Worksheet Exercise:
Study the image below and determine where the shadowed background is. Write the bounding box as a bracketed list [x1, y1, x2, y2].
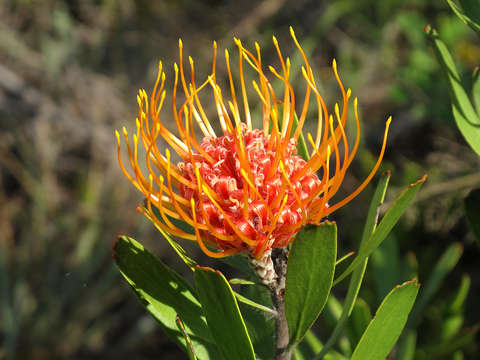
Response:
[1, 0, 479, 359]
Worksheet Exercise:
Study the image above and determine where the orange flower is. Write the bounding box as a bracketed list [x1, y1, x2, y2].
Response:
[116, 28, 390, 259]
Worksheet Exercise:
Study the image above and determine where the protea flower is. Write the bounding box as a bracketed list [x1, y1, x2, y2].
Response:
[116, 28, 390, 259]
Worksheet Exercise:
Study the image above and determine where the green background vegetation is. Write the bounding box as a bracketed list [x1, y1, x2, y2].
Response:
[1, 0, 479, 358]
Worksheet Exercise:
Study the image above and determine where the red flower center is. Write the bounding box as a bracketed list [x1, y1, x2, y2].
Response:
[178, 124, 321, 254]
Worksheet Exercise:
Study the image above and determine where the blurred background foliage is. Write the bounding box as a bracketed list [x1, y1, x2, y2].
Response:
[1, 0, 479, 359]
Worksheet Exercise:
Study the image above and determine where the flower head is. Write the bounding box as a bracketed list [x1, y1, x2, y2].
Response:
[116, 28, 390, 259]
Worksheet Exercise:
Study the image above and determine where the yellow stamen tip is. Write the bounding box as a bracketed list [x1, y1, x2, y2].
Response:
[122, 127, 128, 136]
[289, 26, 295, 36]
[178, 38, 183, 48]
[166, 148, 171, 159]
[213, 40, 217, 48]
[149, 174, 153, 183]
[386, 116, 392, 126]
[174, 62, 178, 72]
[332, 58, 337, 69]
[255, 42, 260, 51]
[354, 97, 358, 107]
[347, 88, 352, 98]
[189, 56, 194, 65]
[115, 130, 120, 143]
[272, 36, 278, 45]
[225, 49, 229, 58]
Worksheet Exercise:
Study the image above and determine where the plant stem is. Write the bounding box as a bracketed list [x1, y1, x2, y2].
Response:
[249, 247, 293, 360]
[270, 247, 292, 360]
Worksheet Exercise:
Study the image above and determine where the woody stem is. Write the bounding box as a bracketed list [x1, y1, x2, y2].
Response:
[270, 247, 292, 360]
[249, 247, 292, 360]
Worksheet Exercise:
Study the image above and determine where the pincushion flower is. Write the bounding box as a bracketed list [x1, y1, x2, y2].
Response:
[116, 28, 390, 259]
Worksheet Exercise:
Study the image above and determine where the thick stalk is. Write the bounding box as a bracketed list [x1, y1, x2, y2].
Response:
[250, 248, 292, 360]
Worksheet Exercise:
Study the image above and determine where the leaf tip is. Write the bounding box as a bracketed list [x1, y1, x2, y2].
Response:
[196, 265, 223, 276]
[408, 174, 427, 188]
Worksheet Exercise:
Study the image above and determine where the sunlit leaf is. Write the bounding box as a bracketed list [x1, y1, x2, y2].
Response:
[334, 175, 426, 285]
[315, 172, 390, 359]
[426, 26, 480, 155]
[195, 266, 256, 360]
[285, 222, 337, 344]
[113, 236, 220, 359]
[351, 279, 420, 360]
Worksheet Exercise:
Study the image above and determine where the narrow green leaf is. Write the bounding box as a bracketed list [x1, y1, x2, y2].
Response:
[195, 266, 256, 360]
[233, 291, 278, 316]
[113, 236, 220, 359]
[408, 243, 463, 328]
[335, 251, 355, 266]
[285, 222, 337, 344]
[446, 0, 480, 34]
[229, 278, 258, 286]
[464, 189, 480, 246]
[351, 279, 420, 360]
[426, 26, 480, 155]
[176, 315, 198, 360]
[315, 172, 390, 359]
[334, 175, 426, 285]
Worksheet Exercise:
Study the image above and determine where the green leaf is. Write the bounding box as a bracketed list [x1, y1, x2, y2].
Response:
[464, 189, 480, 246]
[194, 266, 256, 360]
[239, 284, 275, 360]
[351, 279, 420, 360]
[334, 175, 426, 286]
[285, 222, 337, 344]
[408, 243, 463, 329]
[446, 0, 480, 34]
[113, 236, 220, 359]
[426, 26, 480, 155]
[176, 315, 198, 360]
[233, 291, 277, 316]
[229, 278, 258, 286]
[315, 172, 390, 359]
